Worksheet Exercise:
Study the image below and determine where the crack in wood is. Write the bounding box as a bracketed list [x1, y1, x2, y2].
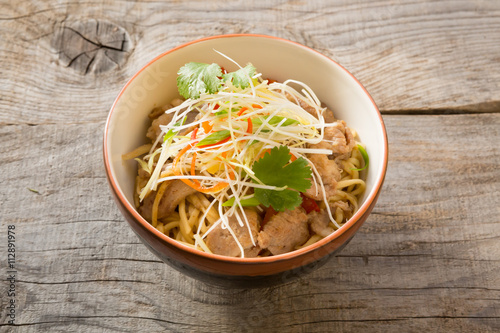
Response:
[17, 279, 155, 285]
[51, 19, 132, 75]
[281, 315, 500, 326]
[91, 257, 163, 263]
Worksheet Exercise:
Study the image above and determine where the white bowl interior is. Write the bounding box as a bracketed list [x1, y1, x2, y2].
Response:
[106, 36, 386, 214]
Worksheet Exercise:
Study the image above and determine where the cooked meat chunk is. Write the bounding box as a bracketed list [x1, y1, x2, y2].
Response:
[309, 120, 355, 156]
[304, 154, 341, 201]
[303, 120, 355, 201]
[308, 209, 332, 237]
[298, 98, 322, 119]
[308, 201, 351, 237]
[148, 99, 183, 119]
[138, 180, 197, 221]
[149, 105, 169, 120]
[137, 167, 150, 179]
[331, 200, 350, 213]
[286, 92, 335, 122]
[322, 108, 335, 123]
[258, 207, 309, 255]
[146, 112, 173, 142]
[206, 209, 261, 257]
[303, 181, 323, 201]
[147, 99, 187, 142]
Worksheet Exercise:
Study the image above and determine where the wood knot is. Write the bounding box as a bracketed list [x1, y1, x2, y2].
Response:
[51, 19, 132, 75]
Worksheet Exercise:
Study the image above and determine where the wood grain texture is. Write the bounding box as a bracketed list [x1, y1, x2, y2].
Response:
[0, 114, 499, 332]
[0, 0, 499, 125]
[1, 0, 500, 332]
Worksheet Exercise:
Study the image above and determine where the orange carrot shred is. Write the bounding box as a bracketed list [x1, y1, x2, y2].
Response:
[191, 128, 198, 140]
[246, 118, 253, 134]
[202, 121, 212, 133]
[237, 107, 248, 117]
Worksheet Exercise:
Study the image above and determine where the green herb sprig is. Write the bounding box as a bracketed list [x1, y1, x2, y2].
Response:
[177, 62, 256, 99]
[252, 146, 312, 212]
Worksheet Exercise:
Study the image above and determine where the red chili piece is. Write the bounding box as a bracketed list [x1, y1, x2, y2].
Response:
[300, 193, 320, 214]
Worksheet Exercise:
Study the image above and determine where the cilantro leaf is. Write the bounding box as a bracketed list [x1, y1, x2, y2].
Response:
[222, 64, 256, 89]
[251, 146, 312, 211]
[254, 188, 302, 212]
[252, 146, 312, 192]
[177, 62, 222, 99]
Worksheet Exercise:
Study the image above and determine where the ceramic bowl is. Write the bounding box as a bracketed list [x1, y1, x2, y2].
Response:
[103, 34, 388, 287]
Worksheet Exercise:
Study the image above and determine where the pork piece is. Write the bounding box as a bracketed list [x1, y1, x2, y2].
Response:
[309, 120, 355, 156]
[286, 92, 335, 122]
[206, 209, 261, 257]
[146, 112, 173, 142]
[308, 200, 352, 237]
[258, 207, 309, 255]
[308, 209, 331, 237]
[322, 108, 335, 123]
[149, 105, 169, 120]
[138, 180, 197, 221]
[331, 200, 350, 214]
[304, 154, 341, 201]
[148, 99, 184, 119]
[298, 98, 321, 119]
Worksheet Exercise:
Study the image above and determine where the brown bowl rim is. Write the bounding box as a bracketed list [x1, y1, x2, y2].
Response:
[103, 33, 389, 265]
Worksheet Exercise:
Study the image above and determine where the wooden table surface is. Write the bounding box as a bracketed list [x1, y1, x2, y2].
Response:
[1, 1, 499, 332]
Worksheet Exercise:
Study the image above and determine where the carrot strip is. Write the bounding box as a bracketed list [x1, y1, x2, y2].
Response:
[172, 141, 228, 194]
[175, 176, 228, 194]
[173, 143, 195, 169]
[228, 168, 236, 180]
[172, 139, 199, 181]
[202, 121, 212, 133]
[246, 118, 253, 134]
[237, 104, 262, 117]
[196, 181, 228, 193]
[191, 128, 198, 140]
[237, 107, 248, 117]
[258, 149, 272, 160]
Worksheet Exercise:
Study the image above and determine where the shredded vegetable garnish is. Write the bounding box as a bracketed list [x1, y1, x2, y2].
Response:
[140, 66, 329, 204]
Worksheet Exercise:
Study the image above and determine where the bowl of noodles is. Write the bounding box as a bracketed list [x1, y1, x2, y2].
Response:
[104, 34, 388, 286]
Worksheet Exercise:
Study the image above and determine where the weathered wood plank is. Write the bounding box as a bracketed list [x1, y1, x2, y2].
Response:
[0, 0, 499, 126]
[1, 0, 500, 331]
[0, 114, 499, 332]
